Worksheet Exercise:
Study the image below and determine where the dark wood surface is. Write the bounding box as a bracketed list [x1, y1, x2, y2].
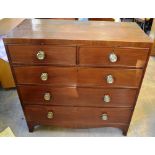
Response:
[13, 66, 142, 88]
[4, 19, 153, 135]
[79, 47, 149, 68]
[24, 105, 132, 127]
[78, 68, 143, 88]
[8, 45, 76, 65]
[3, 19, 153, 48]
[18, 85, 137, 107]
[13, 66, 77, 85]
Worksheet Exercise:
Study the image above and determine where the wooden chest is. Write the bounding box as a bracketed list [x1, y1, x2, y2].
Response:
[3, 19, 153, 136]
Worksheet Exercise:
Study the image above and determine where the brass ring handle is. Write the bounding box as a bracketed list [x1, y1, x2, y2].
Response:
[36, 51, 45, 60]
[40, 73, 48, 81]
[103, 94, 111, 103]
[47, 111, 54, 119]
[101, 113, 108, 121]
[106, 75, 114, 84]
[109, 53, 118, 63]
[44, 92, 51, 101]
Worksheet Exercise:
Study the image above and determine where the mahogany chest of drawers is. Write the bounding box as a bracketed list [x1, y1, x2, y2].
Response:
[3, 19, 153, 136]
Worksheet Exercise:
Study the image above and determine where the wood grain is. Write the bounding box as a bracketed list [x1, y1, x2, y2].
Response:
[18, 85, 137, 107]
[24, 105, 132, 128]
[78, 68, 143, 88]
[13, 66, 77, 85]
[0, 18, 24, 35]
[3, 19, 153, 48]
[79, 47, 149, 68]
[8, 45, 76, 65]
[3, 19, 153, 135]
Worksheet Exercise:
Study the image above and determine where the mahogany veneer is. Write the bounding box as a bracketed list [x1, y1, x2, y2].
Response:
[24, 106, 132, 127]
[14, 66, 77, 85]
[8, 45, 76, 65]
[18, 86, 137, 107]
[79, 47, 149, 68]
[3, 19, 153, 136]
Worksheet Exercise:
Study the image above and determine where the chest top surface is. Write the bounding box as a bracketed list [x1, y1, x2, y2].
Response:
[3, 19, 153, 47]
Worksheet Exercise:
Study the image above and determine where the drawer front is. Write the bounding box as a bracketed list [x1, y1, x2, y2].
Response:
[14, 66, 77, 85]
[19, 85, 137, 107]
[79, 47, 149, 68]
[78, 68, 143, 88]
[8, 45, 76, 65]
[24, 105, 132, 127]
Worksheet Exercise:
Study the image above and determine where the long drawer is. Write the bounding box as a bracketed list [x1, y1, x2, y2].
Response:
[79, 47, 149, 68]
[14, 66, 142, 88]
[14, 66, 77, 85]
[19, 85, 137, 107]
[8, 45, 76, 65]
[78, 68, 143, 88]
[24, 105, 132, 128]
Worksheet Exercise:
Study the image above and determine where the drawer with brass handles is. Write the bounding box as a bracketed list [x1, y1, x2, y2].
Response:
[79, 47, 149, 68]
[18, 85, 137, 107]
[13, 66, 77, 85]
[4, 19, 152, 135]
[24, 105, 132, 127]
[78, 68, 143, 88]
[7, 45, 76, 66]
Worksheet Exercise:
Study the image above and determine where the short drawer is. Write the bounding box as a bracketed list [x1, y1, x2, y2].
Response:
[78, 68, 143, 88]
[79, 47, 149, 68]
[14, 66, 77, 85]
[19, 85, 137, 108]
[8, 45, 76, 65]
[24, 105, 132, 128]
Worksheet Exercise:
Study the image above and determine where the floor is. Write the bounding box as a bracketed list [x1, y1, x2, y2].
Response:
[0, 57, 155, 137]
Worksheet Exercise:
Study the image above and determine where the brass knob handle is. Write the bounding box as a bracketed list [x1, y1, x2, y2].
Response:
[36, 51, 45, 60]
[106, 75, 114, 84]
[109, 53, 117, 63]
[44, 92, 51, 101]
[47, 111, 54, 119]
[40, 73, 48, 81]
[101, 113, 108, 121]
[103, 95, 111, 103]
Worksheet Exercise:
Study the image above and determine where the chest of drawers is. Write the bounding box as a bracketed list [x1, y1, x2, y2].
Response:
[3, 19, 153, 136]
